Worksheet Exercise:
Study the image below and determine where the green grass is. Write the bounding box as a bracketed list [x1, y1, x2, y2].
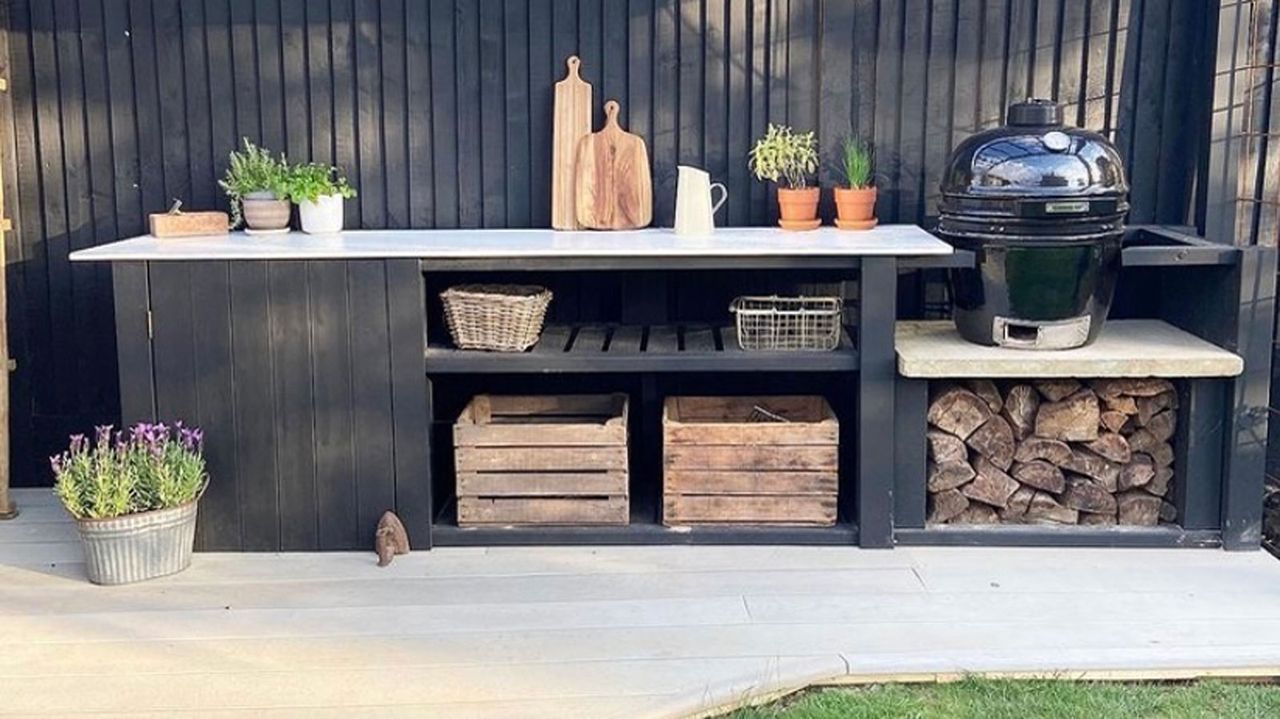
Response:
[727, 678, 1280, 719]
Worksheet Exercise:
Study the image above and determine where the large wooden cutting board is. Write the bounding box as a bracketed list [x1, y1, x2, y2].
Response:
[552, 56, 591, 230]
[575, 100, 652, 230]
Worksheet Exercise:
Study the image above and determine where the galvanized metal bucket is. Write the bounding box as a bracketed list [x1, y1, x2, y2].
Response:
[74, 500, 199, 585]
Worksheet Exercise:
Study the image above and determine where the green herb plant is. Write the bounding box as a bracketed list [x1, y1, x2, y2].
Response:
[218, 138, 291, 227]
[285, 162, 357, 204]
[747, 123, 819, 190]
[52, 423, 207, 520]
[838, 136, 874, 190]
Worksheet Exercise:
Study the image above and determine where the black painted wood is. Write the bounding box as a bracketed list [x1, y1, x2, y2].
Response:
[0, 1, 1217, 481]
[1177, 379, 1227, 531]
[857, 257, 897, 548]
[893, 377, 928, 529]
[133, 260, 432, 551]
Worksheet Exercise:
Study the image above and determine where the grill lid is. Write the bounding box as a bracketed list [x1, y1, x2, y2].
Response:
[938, 99, 1129, 231]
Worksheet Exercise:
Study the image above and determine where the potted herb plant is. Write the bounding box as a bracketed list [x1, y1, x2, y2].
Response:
[748, 123, 821, 230]
[219, 138, 291, 233]
[834, 136, 877, 230]
[286, 162, 357, 234]
[52, 423, 207, 585]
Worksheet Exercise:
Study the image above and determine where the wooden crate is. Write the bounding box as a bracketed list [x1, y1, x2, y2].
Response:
[454, 394, 629, 526]
[662, 396, 839, 526]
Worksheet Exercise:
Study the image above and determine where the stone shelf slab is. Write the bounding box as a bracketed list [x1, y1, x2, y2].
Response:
[897, 319, 1243, 378]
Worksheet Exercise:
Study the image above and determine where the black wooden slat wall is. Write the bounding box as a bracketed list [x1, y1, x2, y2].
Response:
[2, 0, 1210, 483]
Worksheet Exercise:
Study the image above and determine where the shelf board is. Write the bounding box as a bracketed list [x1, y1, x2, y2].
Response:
[431, 499, 858, 546]
[896, 319, 1243, 378]
[426, 323, 859, 373]
[895, 525, 1220, 548]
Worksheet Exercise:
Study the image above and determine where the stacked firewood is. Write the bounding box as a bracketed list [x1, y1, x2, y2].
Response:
[926, 378, 1177, 526]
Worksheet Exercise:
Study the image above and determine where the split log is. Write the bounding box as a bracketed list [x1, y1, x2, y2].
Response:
[927, 386, 991, 439]
[1061, 447, 1120, 492]
[1060, 474, 1118, 514]
[927, 488, 970, 523]
[1085, 432, 1131, 464]
[1011, 459, 1066, 493]
[1146, 410, 1176, 443]
[1013, 437, 1073, 466]
[1100, 410, 1131, 433]
[1026, 491, 1079, 524]
[926, 430, 969, 464]
[1034, 378, 1083, 402]
[1127, 428, 1159, 455]
[1080, 511, 1117, 526]
[965, 414, 1015, 470]
[961, 457, 1021, 507]
[951, 503, 999, 524]
[965, 379, 1003, 413]
[1103, 394, 1138, 415]
[1002, 384, 1040, 440]
[1034, 389, 1100, 442]
[1145, 465, 1173, 497]
[1136, 390, 1177, 426]
[1090, 378, 1176, 398]
[1159, 500, 1178, 523]
[999, 486, 1036, 522]
[1117, 454, 1155, 491]
[927, 459, 977, 492]
[1116, 490, 1161, 526]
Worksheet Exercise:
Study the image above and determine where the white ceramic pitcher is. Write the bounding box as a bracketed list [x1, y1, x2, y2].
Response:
[674, 165, 728, 235]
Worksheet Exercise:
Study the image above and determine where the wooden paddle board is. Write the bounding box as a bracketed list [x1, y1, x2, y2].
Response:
[552, 56, 592, 230]
[574, 100, 653, 230]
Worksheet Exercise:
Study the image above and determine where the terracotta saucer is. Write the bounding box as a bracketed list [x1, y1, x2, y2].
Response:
[778, 218, 822, 231]
[245, 227, 291, 236]
[835, 217, 878, 230]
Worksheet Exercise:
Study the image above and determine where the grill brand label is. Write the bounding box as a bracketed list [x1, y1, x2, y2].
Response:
[1044, 200, 1090, 214]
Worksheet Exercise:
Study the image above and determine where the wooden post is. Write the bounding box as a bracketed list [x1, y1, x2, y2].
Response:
[0, 76, 14, 519]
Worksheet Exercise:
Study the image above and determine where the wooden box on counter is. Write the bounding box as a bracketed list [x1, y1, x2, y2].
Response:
[453, 394, 630, 526]
[662, 396, 839, 526]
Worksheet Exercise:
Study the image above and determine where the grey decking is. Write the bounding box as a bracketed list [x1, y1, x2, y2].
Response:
[3, 487, 1280, 718]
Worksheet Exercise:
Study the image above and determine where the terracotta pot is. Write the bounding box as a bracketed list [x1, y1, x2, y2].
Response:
[834, 186, 878, 230]
[241, 192, 291, 232]
[777, 187, 820, 230]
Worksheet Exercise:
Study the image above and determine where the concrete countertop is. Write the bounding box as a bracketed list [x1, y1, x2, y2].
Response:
[69, 226, 953, 262]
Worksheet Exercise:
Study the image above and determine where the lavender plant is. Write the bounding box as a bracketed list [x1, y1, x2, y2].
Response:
[52, 423, 207, 520]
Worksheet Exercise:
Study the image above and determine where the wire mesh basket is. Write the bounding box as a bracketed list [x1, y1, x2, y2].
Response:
[441, 284, 553, 352]
[729, 295, 843, 352]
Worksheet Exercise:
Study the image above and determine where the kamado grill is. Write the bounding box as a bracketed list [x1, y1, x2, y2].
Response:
[939, 99, 1129, 349]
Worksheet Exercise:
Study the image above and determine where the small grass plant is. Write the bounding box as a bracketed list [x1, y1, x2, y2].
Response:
[838, 136, 874, 190]
[52, 423, 207, 520]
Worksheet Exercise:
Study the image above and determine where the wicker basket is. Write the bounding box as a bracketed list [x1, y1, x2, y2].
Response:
[441, 284, 553, 351]
[729, 295, 843, 351]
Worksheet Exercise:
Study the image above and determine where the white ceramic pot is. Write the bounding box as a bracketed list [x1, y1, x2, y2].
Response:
[298, 194, 346, 234]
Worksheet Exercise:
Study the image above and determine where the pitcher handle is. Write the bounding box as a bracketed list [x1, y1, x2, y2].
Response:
[710, 183, 728, 215]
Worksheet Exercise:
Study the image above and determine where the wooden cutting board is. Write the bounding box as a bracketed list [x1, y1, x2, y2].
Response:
[575, 100, 652, 230]
[551, 55, 592, 230]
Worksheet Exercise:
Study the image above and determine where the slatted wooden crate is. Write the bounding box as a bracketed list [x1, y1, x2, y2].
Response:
[454, 394, 629, 526]
[663, 396, 839, 526]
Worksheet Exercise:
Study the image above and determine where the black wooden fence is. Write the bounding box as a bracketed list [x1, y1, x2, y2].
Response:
[0, 0, 1220, 483]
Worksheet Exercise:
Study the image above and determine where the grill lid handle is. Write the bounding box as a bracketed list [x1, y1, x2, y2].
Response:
[1007, 98, 1063, 127]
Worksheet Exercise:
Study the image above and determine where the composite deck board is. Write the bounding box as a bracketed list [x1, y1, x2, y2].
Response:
[1, 490, 1279, 716]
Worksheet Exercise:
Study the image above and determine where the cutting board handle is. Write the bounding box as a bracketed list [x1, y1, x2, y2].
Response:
[603, 100, 621, 131]
[564, 55, 582, 81]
